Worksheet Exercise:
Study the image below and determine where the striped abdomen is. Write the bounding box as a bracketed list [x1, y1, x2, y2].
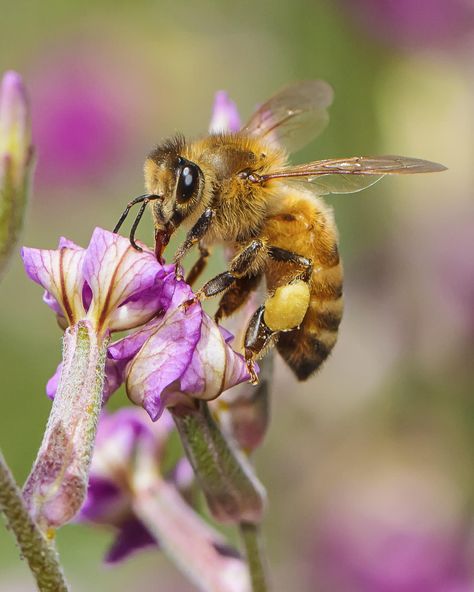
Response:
[263, 190, 344, 380]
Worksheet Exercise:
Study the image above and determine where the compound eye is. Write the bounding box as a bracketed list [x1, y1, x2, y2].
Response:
[176, 161, 200, 203]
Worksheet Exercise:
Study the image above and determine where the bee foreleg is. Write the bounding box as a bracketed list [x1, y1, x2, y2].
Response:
[185, 243, 210, 287]
[174, 208, 214, 279]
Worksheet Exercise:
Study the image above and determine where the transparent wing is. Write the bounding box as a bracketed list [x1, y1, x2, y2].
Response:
[241, 80, 334, 154]
[261, 155, 447, 195]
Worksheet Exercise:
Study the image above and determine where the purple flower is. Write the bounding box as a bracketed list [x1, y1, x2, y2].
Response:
[209, 91, 241, 134]
[78, 408, 170, 562]
[22, 228, 167, 335]
[340, 0, 474, 50]
[312, 466, 474, 592]
[80, 409, 251, 591]
[23, 228, 252, 417]
[31, 54, 128, 188]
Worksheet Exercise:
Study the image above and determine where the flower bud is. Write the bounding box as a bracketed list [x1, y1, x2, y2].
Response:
[0, 71, 33, 276]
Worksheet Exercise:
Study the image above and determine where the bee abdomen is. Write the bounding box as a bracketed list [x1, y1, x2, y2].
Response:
[276, 272, 343, 381]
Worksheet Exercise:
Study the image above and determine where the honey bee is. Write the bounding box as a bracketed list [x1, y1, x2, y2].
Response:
[114, 80, 445, 383]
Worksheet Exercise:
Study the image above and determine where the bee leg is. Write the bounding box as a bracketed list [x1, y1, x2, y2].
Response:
[244, 305, 275, 385]
[215, 273, 262, 323]
[195, 239, 267, 300]
[173, 208, 214, 280]
[267, 246, 313, 281]
[185, 243, 210, 287]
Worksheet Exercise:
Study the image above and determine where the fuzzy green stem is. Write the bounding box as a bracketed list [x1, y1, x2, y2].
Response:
[23, 321, 108, 532]
[240, 522, 268, 592]
[171, 400, 266, 524]
[0, 450, 69, 591]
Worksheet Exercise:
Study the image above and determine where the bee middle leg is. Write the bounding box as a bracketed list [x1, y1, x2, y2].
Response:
[215, 273, 263, 323]
[193, 239, 267, 301]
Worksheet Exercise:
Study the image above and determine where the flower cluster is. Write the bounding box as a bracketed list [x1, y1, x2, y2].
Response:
[22, 227, 251, 419]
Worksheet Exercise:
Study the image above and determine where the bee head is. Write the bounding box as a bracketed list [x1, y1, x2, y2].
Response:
[144, 136, 204, 236]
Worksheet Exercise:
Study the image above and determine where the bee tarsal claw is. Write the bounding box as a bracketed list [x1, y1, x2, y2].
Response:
[246, 360, 259, 385]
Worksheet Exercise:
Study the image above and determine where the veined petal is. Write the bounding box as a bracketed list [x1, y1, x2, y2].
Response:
[125, 282, 203, 420]
[83, 228, 165, 333]
[21, 244, 86, 325]
[209, 91, 241, 133]
[177, 314, 251, 401]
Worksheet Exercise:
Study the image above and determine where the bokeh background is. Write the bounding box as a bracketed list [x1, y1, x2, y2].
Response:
[1, 1, 474, 590]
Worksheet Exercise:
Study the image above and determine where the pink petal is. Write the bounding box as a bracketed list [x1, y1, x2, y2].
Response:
[83, 228, 165, 332]
[21, 244, 86, 324]
[125, 284, 203, 421]
[178, 313, 251, 401]
[208, 91, 241, 133]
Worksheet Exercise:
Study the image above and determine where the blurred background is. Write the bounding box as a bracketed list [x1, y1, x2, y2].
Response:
[1, 1, 473, 590]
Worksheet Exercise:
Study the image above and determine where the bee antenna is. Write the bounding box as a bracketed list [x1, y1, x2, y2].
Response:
[113, 194, 162, 250]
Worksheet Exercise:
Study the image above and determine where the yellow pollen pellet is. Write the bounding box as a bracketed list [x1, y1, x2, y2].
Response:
[264, 280, 310, 332]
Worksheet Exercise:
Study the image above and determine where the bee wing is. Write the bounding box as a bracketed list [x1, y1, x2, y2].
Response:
[262, 155, 447, 195]
[241, 80, 334, 154]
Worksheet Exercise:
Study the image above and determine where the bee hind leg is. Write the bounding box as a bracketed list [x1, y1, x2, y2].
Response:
[244, 305, 277, 384]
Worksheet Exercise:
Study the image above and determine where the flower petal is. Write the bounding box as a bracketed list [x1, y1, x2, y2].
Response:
[178, 313, 251, 401]
[21, 244, 86, 324]
[79, 476, 126, 524]
[208, 91, 241, 133]
[125, 282, 203, 420]
[105, 517, 157, 564]
[83, 228, 166, 333]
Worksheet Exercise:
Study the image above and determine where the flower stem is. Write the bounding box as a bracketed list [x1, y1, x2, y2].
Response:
[239, 522, 268, 592]
[23, 321, 108, 532]
[0, 450, 69, 591]
[171, 400, 266, 524]
[132, 472, 251, 592]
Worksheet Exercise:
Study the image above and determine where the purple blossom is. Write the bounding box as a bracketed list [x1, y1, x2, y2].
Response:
[312, 468, 474, 592]
[80, 409, 252, 592]
[340, 0, 474, 50]
[209, 91, 241, 134]
[22, 227, 252, 418]
[78, 408, 173, 562]
[31, 55, 127, 188]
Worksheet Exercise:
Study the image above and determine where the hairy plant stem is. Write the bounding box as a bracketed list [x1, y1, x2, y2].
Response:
[0, 450, 69, 591]
[240, 522, 269, 592]
[23, 321, 108, 532]
[171, 400, 266, 525]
